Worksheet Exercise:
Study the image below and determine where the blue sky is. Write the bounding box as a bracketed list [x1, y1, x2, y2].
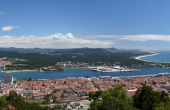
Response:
[1, 0, 170, 50]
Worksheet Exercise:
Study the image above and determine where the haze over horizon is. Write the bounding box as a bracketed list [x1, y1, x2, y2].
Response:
[1, 0, 170, 50]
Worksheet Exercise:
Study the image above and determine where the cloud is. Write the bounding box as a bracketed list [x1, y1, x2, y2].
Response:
[82, 34, 170, 42]
[0, 33, 113, 49]
[1, 33, 170, 49]
[0, 11, 4, 15]
[2, 26, 20, 31]
[77, 34, 170, 50]
[116, 35, 170, 42]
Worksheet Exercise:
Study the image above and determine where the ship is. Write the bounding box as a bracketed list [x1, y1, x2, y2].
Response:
[88, 66, 140, 72]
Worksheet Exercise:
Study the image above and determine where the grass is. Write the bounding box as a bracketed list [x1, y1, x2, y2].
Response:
[26, 99, 45, 104]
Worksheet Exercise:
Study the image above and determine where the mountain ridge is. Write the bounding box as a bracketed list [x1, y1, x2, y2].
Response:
[0, 47, 143, 54]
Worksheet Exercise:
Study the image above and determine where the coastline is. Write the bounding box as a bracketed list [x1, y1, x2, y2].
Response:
[1, 70, 38, 73]
[1, 67, 87, 73]
[134, 52, 158, 62]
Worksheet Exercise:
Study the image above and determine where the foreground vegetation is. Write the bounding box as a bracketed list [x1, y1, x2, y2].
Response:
[89, 84, 170, 110]
[0, 84, 169, 110]
[0, 91, 51, 110]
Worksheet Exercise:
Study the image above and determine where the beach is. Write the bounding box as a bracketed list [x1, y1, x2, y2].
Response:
[134, 52, 158, 62]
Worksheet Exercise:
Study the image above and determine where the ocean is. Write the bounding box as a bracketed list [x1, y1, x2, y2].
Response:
[139, 52, 170, 63]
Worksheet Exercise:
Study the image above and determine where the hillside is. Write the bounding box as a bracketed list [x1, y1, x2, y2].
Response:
[0, 48, 150, 71]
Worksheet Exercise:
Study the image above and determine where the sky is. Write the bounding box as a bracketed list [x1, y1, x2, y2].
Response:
[1, 0, 170, 50]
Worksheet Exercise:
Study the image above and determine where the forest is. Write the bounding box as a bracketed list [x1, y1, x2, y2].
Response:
[0, 48, 149, 71]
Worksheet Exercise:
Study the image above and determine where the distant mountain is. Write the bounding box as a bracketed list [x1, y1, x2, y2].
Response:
[50, 48, 110, 54]
[0, 47, 113, 53]
[0, 47, 143, 54]
[0, 47, 57, 53]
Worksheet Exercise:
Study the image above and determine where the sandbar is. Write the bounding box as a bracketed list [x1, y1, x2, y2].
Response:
[134, 52, 158, 62]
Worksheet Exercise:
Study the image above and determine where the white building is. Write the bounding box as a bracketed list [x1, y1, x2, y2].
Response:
[3, 75, 13, 84]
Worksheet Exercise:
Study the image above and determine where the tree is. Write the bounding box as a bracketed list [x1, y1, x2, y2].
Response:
[154, 102, 170, 110]
[89, 90, 102, 100]
[43, 94, 51, 104]
[133, 84, 170, 110]
[27, 78, 33, 81]
[89, 85, 137, 110]
[160, 90, 170, 102]
[52, 89, 59, 93]
[0, 95, 7, 109]
[7, 90, 48, 110]
[89, 100, 102, 110]
[7, 90, 23, 104]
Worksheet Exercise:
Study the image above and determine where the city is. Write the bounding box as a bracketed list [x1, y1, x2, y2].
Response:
[1, 0, 170, 109]
[0, 73, 170, 109]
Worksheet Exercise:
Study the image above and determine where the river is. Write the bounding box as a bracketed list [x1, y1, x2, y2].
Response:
[0, 67, 170, 79]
